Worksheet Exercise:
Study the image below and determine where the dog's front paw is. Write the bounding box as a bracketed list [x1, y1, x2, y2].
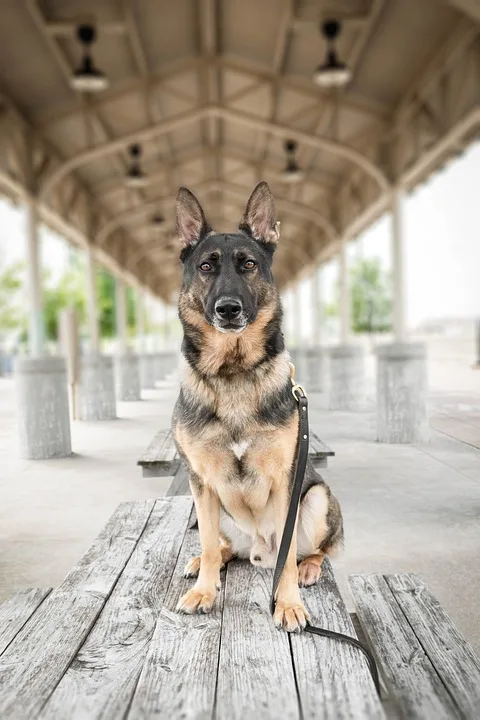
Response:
[176, 586, 217, 614]
[273, 600, 310, 632]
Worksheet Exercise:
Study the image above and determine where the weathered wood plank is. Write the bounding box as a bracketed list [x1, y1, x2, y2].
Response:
[140, 430, 333, 478]
[166, 463, 191, 497]
[216, 561, 300, 720]
[137, 429, 179, 467]
[310, 432, 335, 457]
[0, 500, 155, 719]
[41, 497, 192, 720]
[292, 560, 384, 720]
[128, 520, 224, 719]
[0, 588, 52, 656]
[386, 573, 480, 719]
[348, 574, 460, 720]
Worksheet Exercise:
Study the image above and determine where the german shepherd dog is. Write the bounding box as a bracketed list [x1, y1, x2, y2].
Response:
[173, 182, 343, 632]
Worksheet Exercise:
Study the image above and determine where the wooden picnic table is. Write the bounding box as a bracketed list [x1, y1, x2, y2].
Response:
[2, 496, 480, 718]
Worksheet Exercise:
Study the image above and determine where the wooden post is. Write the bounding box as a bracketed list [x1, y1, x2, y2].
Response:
[25, 197, 44, 356]
[85, 246, 100, 354]
[115, 278, 128, 355]
[339, 237, 350, 344]
[391, 188, 406, 342]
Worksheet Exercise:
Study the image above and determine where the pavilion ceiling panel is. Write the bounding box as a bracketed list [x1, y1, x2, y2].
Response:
[0, 6, 68, 115]
[133, 0, 197, 69]
[222, 0, 287, 66]
[349, 0, 459, 106]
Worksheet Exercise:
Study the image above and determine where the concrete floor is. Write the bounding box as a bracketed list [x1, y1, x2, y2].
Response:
[1, 343, 480, 655]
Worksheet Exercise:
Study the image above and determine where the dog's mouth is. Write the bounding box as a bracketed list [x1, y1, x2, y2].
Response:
[212, 319, 248, 334]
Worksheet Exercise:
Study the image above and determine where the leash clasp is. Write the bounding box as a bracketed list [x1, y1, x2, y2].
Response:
[288, 362, 307, 402]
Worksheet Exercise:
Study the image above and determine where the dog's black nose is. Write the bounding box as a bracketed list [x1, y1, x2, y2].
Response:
[215, 297, 243, 322]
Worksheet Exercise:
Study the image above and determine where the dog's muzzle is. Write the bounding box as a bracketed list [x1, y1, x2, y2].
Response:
[213, 296, 246, 331]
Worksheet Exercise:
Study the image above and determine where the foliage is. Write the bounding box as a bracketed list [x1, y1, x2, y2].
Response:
[0, 261, 24, 331]
[97, 269, 136, 338]
[350, 257, 392, 334]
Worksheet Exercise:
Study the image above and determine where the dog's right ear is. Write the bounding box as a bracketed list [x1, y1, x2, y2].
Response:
[176, 187, 211, 248]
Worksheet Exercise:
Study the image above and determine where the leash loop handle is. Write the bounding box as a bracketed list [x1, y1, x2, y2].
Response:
[270, 368, 381, 696]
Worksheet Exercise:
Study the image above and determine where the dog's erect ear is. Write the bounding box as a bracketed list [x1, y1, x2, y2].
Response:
[176, 187, 212, 248]
[239, 181, 280, 245]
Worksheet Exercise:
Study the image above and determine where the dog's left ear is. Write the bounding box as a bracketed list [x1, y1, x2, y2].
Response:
[239, 181, 280, 245]
[176, 186, 212, 248]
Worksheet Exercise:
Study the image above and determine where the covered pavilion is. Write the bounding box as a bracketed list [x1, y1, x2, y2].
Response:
[0, 0, 479, 457]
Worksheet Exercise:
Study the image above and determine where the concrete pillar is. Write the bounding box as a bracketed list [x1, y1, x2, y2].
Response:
[115, 278, 141, 400]
[328, 345, 365, 411]
[376, 343, 429, 443]
[15, 356, 72, 459]
[115, 353, 141, 400]
[139, 353, 156, 389]
[77, 355, 116, 421]
[25, 198, 44, 356]
[375, 191, 428, 443]
[86, 246, 100, 354]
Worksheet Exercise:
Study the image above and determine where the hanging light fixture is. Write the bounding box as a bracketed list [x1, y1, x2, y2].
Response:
[124, 144, 148, 189]
[282, 140, 304, 184]
[313, 19, 351, 89]
[70, 24, 109, 93]
[150, 212, 165, 231]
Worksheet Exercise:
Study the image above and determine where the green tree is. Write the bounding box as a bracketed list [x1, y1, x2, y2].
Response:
[350, 257, 392, 334]
[0, 261, 24, 331]
[97, 269, 136, 338]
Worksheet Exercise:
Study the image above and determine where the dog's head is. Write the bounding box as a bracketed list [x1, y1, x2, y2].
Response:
[176, 182, 279, 334]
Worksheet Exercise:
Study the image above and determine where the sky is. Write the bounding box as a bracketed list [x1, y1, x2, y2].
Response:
[1, 139, 480, 333]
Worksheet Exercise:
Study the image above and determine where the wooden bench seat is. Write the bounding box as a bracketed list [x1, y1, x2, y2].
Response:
[138, 428, 335, 478]
[0, 497, 381, 719]
[349, 573, 480, 719]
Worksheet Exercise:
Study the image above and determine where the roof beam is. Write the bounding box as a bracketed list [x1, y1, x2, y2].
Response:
[444, 0, 480, 23]
[39, 105, 389, 199]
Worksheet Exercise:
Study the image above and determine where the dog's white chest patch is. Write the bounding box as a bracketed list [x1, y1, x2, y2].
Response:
[230, 440, 251, 460]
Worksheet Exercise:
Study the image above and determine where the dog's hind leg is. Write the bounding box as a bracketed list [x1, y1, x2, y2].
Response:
[296, 483, 344, 587]
[184, 533, 235, 578]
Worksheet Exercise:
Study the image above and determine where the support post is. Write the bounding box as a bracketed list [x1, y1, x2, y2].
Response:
[375, 187, 429, 442]
[391, 188, 406, 342]
[339, 237, 350, 344]
[114, 278, 141, 401]
[86, 246, 99, 354]
[328, 238, 365, 410]
[305, 266, 325, 391]
[25, 197, 44, 356]
[115, 278, 128, 355]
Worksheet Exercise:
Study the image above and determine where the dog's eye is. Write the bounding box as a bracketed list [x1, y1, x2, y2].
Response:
[244, 260, 256, 269]
[199, 262, 212, 272]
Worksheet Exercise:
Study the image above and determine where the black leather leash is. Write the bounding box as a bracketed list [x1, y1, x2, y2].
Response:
[269, 375, 380, 696]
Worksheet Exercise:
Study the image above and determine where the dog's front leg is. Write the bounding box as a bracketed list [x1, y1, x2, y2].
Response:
[176, 482, 222, 614]
[272, 484, 310, 632]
